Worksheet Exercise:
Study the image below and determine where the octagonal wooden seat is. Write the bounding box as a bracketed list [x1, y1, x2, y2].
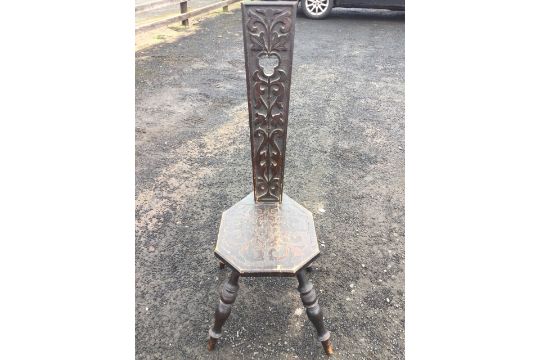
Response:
[215, 192, 319, 276]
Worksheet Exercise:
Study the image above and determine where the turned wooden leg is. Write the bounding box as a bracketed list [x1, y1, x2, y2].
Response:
[208, 269, 240, 351]
[296, 268, 334, 355]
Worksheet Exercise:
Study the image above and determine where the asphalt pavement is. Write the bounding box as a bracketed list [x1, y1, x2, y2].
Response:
[136, 6, 404, 359]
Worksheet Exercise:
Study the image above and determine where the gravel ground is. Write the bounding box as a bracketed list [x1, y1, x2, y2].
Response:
[136, 7, 404, 360]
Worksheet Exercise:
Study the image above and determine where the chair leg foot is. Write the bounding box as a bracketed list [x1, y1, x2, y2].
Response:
[322, 339, 334, 355]
[219, 262, 225, 269]
[207, 337, 218, 351]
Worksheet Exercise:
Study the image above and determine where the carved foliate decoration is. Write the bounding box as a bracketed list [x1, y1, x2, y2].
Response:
[242, 1, 297, 203]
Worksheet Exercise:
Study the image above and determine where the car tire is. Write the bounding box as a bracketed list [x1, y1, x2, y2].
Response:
[301, 0, 333, 19]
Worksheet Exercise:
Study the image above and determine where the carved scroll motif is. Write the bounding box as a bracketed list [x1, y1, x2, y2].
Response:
[242, 3, 296, 202]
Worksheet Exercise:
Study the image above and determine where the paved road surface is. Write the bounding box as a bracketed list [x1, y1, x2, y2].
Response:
[136, 7, 404, 359]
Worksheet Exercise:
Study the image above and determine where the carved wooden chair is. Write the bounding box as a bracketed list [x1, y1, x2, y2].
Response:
[207, 1, 333, 355]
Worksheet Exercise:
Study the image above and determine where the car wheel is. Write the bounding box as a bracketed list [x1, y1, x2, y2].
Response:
[301, 0, 333, 19]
